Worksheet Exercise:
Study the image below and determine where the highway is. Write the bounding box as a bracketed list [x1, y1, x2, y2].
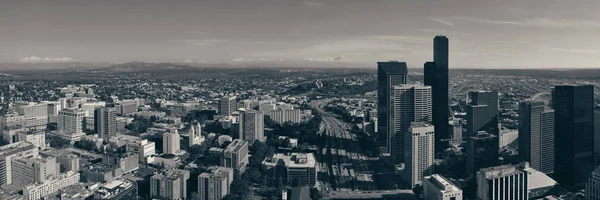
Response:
[311, 99, 378, 192]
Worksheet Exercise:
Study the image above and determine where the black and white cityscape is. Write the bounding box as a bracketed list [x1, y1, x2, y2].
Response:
[2, 0, 600, 200]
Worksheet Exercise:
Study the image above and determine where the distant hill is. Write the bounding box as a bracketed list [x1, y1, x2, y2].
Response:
[0, 62, 112, 71]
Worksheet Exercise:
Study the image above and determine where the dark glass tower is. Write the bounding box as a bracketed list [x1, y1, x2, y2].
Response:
[467, 131, 499, 176]
[553, 85, 594, 190]
[518, 101, 555, 174]
[377, 61, 408, 154]
[425, 36, 449, 152]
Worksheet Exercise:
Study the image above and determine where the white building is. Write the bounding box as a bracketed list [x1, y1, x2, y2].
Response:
[15, 102, 48, 130]
[390, 85, 432, 164]
[163, 129, 180, 154]
[48, 130, 85, 144]
[198, 167, 234, 200]
[150, 169, 190, 200]
[499, 129, 518, 149]
[115, 100, 138, 116]
[17, 130, 46, 149]
[126, 139, 156, 161]
[403, 122, 435, 188]
[23, 171, 80, 200]
[11, 152, 60, 187]
[0, 141, 36, 186]
[477, 163, 529, 200]
[187, 122, 204, 147]
[58, 108, 86, 135]
[259, 103, 276, 116]
[239, 110, 264, 142]
[262, 153, 317, 186]
[269, 109, 302, 124]
[0, 112, 26, 132]
[423, 174, 463, 200]
[81, 101, 106, 117]
[587, 165, 600, 200]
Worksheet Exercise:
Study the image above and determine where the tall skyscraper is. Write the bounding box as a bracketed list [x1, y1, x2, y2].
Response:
[390, 85, 432, 163]
[219, 96, 237, 116]
[150, 169, 190, 200]
[467, 131, 499, 175]
[403, 122, 435, 188]
[377, 61, 408, 154]
[221, 139, 249, 175]
[518, 101, 555, 174]
[554, 85, 595, 190]
[424, 35, 449, 152]
[466, 91, 499, 138]
[163, 128, 180, 155]
[476, 163, 529, 200]
[594, 107, 600, 154]
[94, 107, 117, 141]
[239, 110, 264, 142]
[587, 166, 600, 200]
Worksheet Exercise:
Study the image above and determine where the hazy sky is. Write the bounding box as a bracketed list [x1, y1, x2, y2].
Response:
[1, 0, 600, 68]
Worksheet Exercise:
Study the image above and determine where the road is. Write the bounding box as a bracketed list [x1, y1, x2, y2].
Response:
[311, 99, 378, 192]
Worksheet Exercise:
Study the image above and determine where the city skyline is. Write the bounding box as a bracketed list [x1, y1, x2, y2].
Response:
[1, 0, 600, 68]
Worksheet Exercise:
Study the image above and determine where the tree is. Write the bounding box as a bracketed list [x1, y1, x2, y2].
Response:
[310, 187, 322, 200]
[412, 185, 423, 199]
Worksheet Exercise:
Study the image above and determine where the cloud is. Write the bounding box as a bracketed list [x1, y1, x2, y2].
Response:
[20, 56, 76, 63]
[305, 56, 350, 62]
[550, 48, 600, 54]
[183, 59, 207, 63]
[232, 58, 283, 62]
[428, 17, 455, 27]
[303, 0, 325, 6]
[452, 16, 600, 29]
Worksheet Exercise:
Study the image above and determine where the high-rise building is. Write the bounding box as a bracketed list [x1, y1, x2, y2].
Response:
[239, 110, 264, 142]
[403, 122, 435, 188]
[587, 166, 600, 200]
[126, 139, 156, 161]
[424, 35, 450, 152]
[15, 102, 49, 130]
[390, 85, 432, 163]
[150, 169, 190, 200]
[95, 107, 117, 141]
[198, 167, 234, 200]
[163, 129, 180, 155]
[219, 96, 237, 116]
[466, 91, 499, 138]
[58, 108, 86, 134]
[476, 163, 529, 200]
[423, 174, 463, 200]
[467, 131, 499, 176]
[115, 100, 138, 116]
[377, 61, 408, 154]
[269, 109, 302, 124]
[81, 101, 106, 117]
[594, 107, 600, 154]
[0, 141, 35, 186]
[221, 139, 249, 175]
[11, 152, 60, 188]
[262, 153, 317, 187]
[518, 101, 555, 174]
[553, 85, 595, 190]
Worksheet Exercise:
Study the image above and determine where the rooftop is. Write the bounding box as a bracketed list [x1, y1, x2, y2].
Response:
[479, 165, 523, 179]
[263, 153, 316, 168]
[424, 174, 461, 193]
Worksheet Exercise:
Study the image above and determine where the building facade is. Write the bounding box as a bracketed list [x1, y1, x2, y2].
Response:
[239, 110, 264, 142]
[466, 91, 499, 138]
[58, 108, 86, 134]
[221, 139, 249, 175]
[404, 122, 435, 188]
[198, 167, 234, 200]
[476, 164, 529, 200]
[95, 107, 117, 141]
[377, 61, 408, 154]
[423, 174, 463, 200]
[467, 131, 499, 176]
[518, 101, 555, 174]
[219, 96, 237, 116]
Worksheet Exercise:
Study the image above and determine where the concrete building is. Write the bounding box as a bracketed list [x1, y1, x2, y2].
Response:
[15, 102, 49, 130]
[22, 171, 80, 200]
[150, 169, 190, 200]
[269, 109, 302, 124]
[219, 96, 237, 116]
[11, 152, 60, 188]
[263, 153, 317, 186]
[163, 129, 180, 154]
[595, 107, 600, 155]
[423, 174, 463, 200]
[467, 131, 499, 176]
[477, 164, 529, 200]
[377, 61, 408, 154]
[81, 101, 106, 117]
[115, 100, 138, 116]
[95, 107, 118, 141]
[259, 103, 276, 116]
[518, 101, 555, 174]
[126, 139, 156, 161]
[404, 122, 435, 188]
[239, 110, 264, 142]
[0, 112, 25, 133]
[221, 139, 249, 175]
[198, 167, 234, 200]
[499, 130, 518, 149]
[390, 85, 432, 164]
[94, 179, 138, 200]
[586, 166, 600, 200]
[16, 130, 46, 149]
[103, 153, 139, 174]
[58, 108, 86, 135]
[81, 163, 122, 182]
[0, 141, 36, 186]
[47, 130, 85, 144]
